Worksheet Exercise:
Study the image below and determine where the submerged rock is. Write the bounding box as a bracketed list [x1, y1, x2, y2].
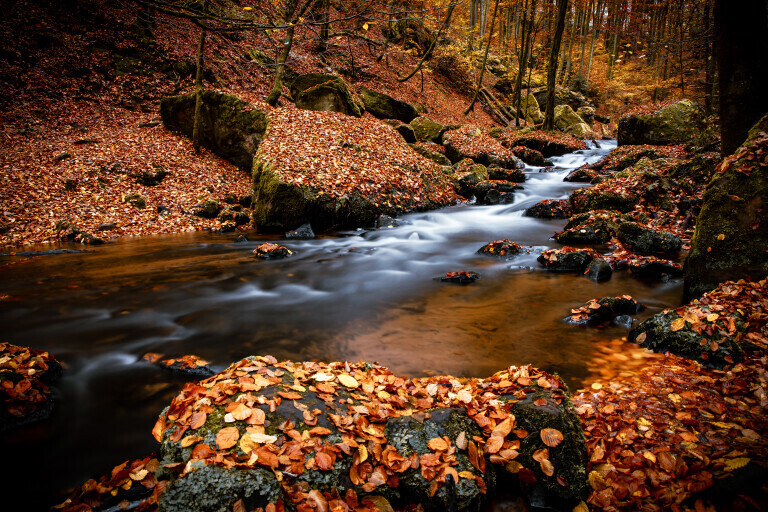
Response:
[584, 258, 613, 282]
[253, 242, 292, 259]
[629, 257, 683, 279]
[568, 296, 643, 326]
[285, 223, 315, 239]
[440, 270, 481, 284]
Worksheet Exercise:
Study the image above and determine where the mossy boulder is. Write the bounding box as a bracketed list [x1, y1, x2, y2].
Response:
[628, 311, 744, 368]
[510, 146, 551, 167]
[487, 167, 525, 182]
[360, 87, 418, 123]
[473, 180, 521, 204]
[617, 100, 703, 146]
[409, 117, 446, 143]
[684, 114, 768, 298]
[532, 87, 592, 112]
[452, 160, 490, 199]
[409, 143, 452, 166]
[154, 357, 588, 511]
[629, 258, 683, 279]
[556, 219, 613, 245]
[295, 77, 362, 117]
[569, 296, 643, 326]
[289, 73, 339, 99]
[616, 222, 682, 254]
[521, 93, 543, 125]
[524, 199, 570, 219]
[193, 200, 221, 219]
[665, 152, 720, 182]
[576, 106, 595, 126]
[569, 186, 639, 214]
[160, 91, 270, 172]
[554, 105, 585, 133]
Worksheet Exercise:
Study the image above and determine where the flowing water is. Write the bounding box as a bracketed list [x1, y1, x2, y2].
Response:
[0, 140, 685, 508]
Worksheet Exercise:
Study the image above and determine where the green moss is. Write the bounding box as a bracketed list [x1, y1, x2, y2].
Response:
[616, 222, 682, 254]
[409, 117, 445, 143]
[296, 79, 362, 117]
[123, 193, 146, 209]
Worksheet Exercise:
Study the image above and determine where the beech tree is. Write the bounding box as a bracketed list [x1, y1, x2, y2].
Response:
[543, 0, 568, 131]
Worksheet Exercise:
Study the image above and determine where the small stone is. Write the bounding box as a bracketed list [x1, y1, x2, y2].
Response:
[584, 259, 612, 282]
[54, 152, 71, 162]
[97, 223, 117, 231]
[285, 223, 315, 239]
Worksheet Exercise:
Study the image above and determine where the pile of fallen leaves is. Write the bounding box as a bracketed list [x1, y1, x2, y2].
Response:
[148, 356, 572, 510]
[477, 239, 526, 258]
[442, 125, 520, 167]
[0, 341, 62, 428]
[257, 108, 457, 211]
[496, 129, 587, 156]
[623, 100, 681, 118]
[575, 278, 768, 511]
[142, 352, 214, 377]
[253, 242, 293, 260]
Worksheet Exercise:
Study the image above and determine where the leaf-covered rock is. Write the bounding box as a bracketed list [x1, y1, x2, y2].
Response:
[409, 116, 447, 143]
[443, 125, 523, 169]
[295, 77, 362, 118]
[684, 113, 768, 298]
[498, 130, 587, 158]
[524, 199, 570, 219]
[252, 109, 455, 232]
[617, 100, 704, 146]
[160, 91, 270, 171]
[615, 222, 682, 255]
[537, 247, 601, 272]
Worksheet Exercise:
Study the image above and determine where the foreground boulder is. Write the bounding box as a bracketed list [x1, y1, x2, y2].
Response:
[617, 100, 703, 146]
[360, 88, 418, 123]
[252, 108, 455, 232]
[537, 247, 600, 272]
[160, 91, 270, 171]
[443, 126, 523, 168]
[153, 357, 588, 511]
[554, 105, 593, 139]
[684, 113, 768, 298]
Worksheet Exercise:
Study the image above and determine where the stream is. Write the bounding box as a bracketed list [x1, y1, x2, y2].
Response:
[0, 139, 685, 508]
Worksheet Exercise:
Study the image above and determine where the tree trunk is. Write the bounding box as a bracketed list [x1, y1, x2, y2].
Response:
[703, 0, 716, 115]
[544, 0, 569, 131]
[318, 0, 330, 54]
[266, 0, 301, 107]
[678, 0, 685, 97]
[400, 4, 455, 82]
[585, 1, 602, 81]
[716, 0, 768, 156]
[192, 0, 209, 154]
[465, 0, 500, 115]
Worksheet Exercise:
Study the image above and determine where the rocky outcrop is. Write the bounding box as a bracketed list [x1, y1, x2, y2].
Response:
[524, 199, 570, 219]
[252, 108, 455, 232]
[360, 87, 418, 123]
[615, 222, 682, 255]
[684, 113, 768, 298]
[409, 117, 447, 143]
[532, 87, 593, 113]
[617, 100, 703, 146]
[160, 91, 270, 171]
[554, 105, 592, 138]
[520, 93, 543, 125]
[294, 75, 362, 117]
[153, 356, 589, 512]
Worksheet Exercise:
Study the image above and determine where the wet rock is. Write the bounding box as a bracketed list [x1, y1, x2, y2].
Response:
[443, 126, 523, 169]
[569, 186, 639, 214]
[252, 242, 293, 259]
[629, 257, 683, 279]
[473, 180, 520, 205]
[537, 247, 600, 272]
[218, 222, 236, 233]
[234, 234, 250, 243]
[617, 100, 703, 146]
[487, 167, 525, 182]
[285, 223, 315, 239]
[0, 342, 63, 434]
[524, 199, 570, 219]
[616, 222, 682, 255]
[477, 239, 525, 258]
[452, 160, 489, 199]
[584, 258, 612, 282]
[563, 167, 602, 183]
[97, 222, 117, 231]
[555, 218, 613, 245]
[440, 270, 480, 284]
[376, 214, 410, 229]
[360, 87, 418, 123]
[295, 77, 362, 117]
[498, 130, 587, 158]
[629, 311, 743, 368]
[193, 200, 221, 219]
[218, 207, 250, 226]
[150, 354, 216, 379]
[55, 221, 105, 245]
[396, 123, 416, 143]
[568, 296, 643, 326]
[409, 117, 446, 143]
[684, 113, 768, 299]
[511, 146, 551, 167]
[160, 91, 270, 171]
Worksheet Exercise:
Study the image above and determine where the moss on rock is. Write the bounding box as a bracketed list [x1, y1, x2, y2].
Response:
[617, 100, 703, 146]
[360, 87, 418, 123]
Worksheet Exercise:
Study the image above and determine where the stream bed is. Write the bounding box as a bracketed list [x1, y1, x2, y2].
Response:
[0, 140, 685, 508]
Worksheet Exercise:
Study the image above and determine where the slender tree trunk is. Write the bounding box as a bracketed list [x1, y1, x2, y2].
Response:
[465, 0, 501, 115]
[585, 1, 602, 81]
[266, 0, 301, 107]
[514, 0, 535, 126]
[318, 0, 330, 54]
[544, 0, 569, 131]
[562, 3, 576, 83]
[704, 0, 716, 114]
[192, 0, 209, 153]
[399, 4, 456, 82]
[578, 0, 590, 77]
[678, 0, 685, 97]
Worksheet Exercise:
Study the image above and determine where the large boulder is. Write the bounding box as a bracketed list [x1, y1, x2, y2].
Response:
[554, 105, 593, 138]
[409, 117, 447, 143]
[617, 100, 703, 146]
[360, 87, 418, 123]
[252, 108, 455, 232]
[684, 113, 768, 298]
[153, 356, 588, 512]
[532, 87, 593, 112]
[520, 93, 543, 125]
[294, 75, 362, 117]
[160, 91, 270, 171]
[443, 126, 523, 168]
[615, 222, 682, 254]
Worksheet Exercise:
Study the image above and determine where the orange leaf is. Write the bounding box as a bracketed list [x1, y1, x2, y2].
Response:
[216, 427, 240, 449]
[540, 428, 564, 448]
[428, 437, 449, 451]
[189, 411, 207, 430]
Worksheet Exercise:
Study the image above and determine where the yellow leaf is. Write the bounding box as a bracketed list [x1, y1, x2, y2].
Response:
[637, 417, 652, 427]
[667, 393, 681, 403]
[129, 468, 149, 481]
[362, 23, 369, 30]
[707, 313, 719, 322]
[724, 457, 750, 471]
[572, 502, 590, 512]
[458, 470, 476, 479]
[243, 6, 252, 10]
[358, 444, 368, 463]
[717, 233, 725, 241]
[670, 318, 686, 332]
[588, 470, 608, 490]
[338, 373, 359, 388]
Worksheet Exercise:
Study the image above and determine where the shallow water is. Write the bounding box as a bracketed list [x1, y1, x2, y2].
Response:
[0, 139, 684, 507]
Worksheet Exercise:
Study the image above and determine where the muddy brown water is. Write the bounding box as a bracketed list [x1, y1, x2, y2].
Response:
[0, 140, 684, 509]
